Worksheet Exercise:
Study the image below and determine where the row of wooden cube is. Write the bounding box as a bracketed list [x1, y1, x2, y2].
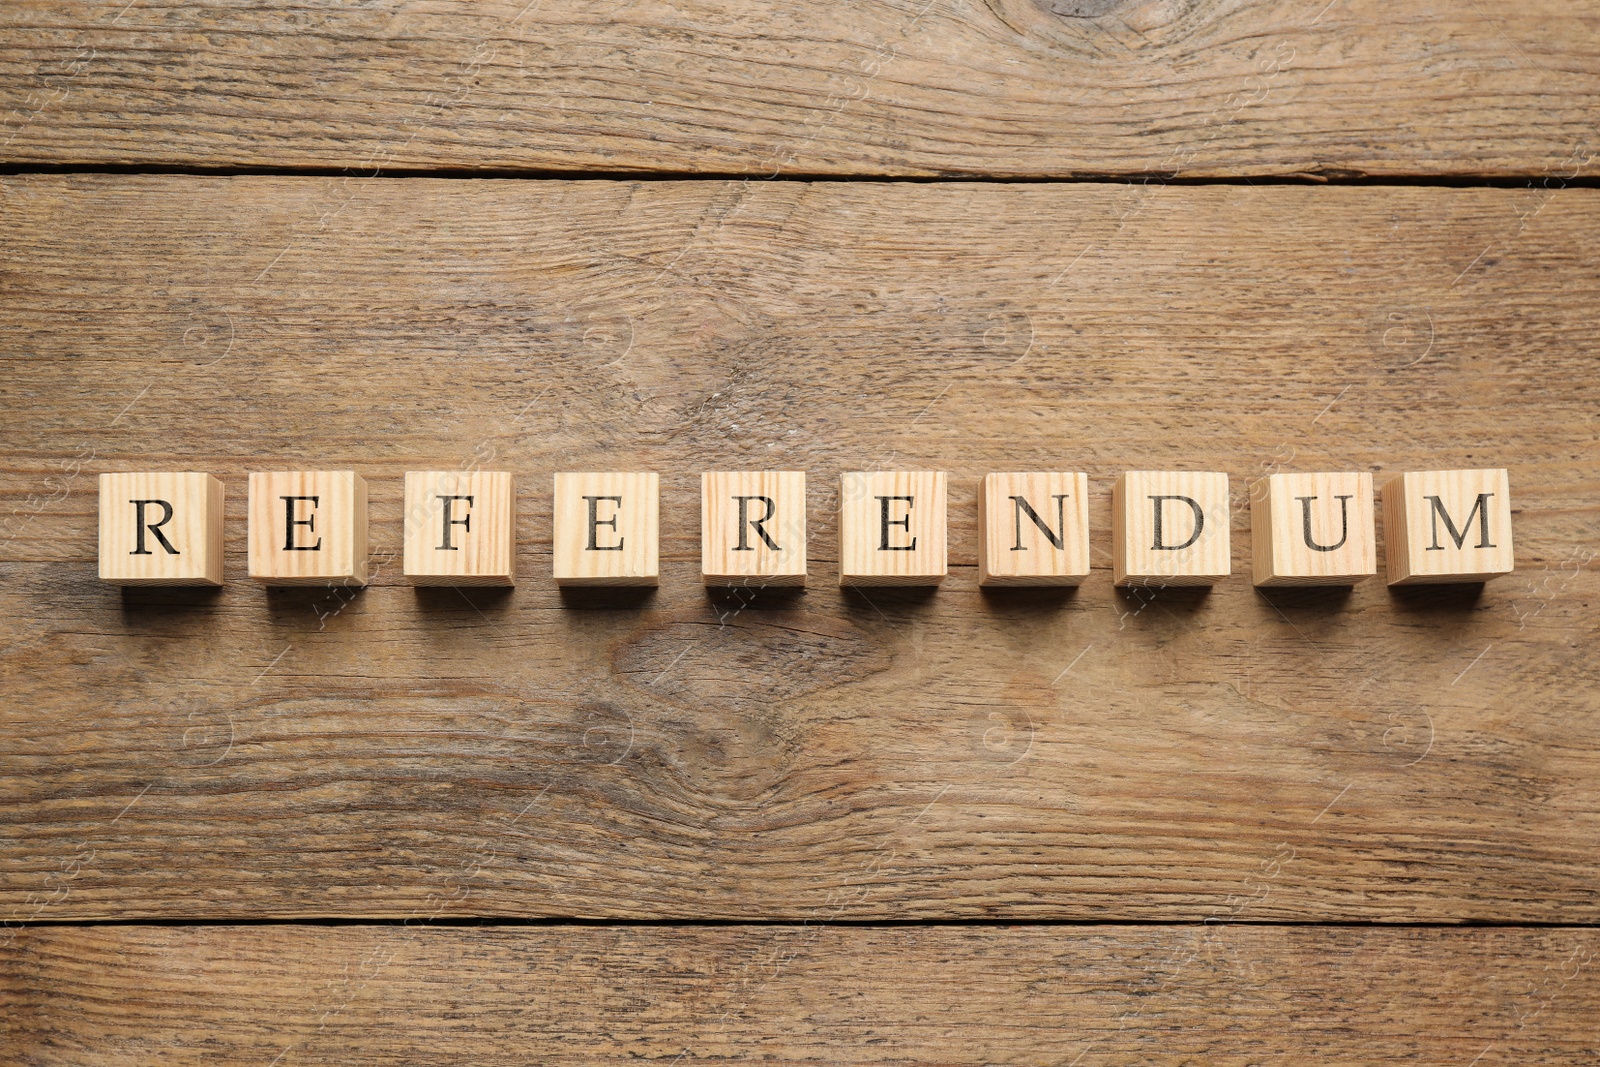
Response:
[98, 469, 1514, 588]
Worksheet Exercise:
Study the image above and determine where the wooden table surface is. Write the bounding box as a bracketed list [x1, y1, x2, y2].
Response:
[2, 3, 1597, 1063]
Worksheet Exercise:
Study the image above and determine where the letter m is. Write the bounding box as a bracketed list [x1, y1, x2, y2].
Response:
[1425, 493, 1496, 551]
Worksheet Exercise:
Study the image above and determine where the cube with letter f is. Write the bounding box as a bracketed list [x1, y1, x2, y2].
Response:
[404, 471, 516, 586]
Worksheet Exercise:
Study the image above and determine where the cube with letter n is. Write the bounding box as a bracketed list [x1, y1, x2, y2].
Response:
[979, 472, 1090, 586]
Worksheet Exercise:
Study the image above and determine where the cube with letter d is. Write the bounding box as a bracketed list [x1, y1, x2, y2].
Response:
[701, 471, 806, 586]
[1381, 468, 1513, 584]
[404, 471, 516, 586]
[839, 471, 947, 586]
[552, 472, 659, 587]
[98, 472, 224, 586]
[1113, 470, 1231, 587]
[247, 471, 368, 586]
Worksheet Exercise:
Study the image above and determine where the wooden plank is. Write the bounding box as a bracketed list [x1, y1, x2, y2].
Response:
[4, 924, 1598, 1063]
[0, 0, 1597, 177]
[0, 176, 1597, 922]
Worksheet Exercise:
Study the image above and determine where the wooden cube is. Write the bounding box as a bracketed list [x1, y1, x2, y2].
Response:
[839, 471, 947, 586]
[98, 472, 224, 586]
[1251, 472, 1376, 587]
[1113, 471, 1231, 587]
[701, 471, 806, 587]
[552, 472, 659, 587]
[1381, 468, 1514, 584]
[404, 471, 516, 586]
[247, 471, 368, 586]
[978, 472, 1090, 587]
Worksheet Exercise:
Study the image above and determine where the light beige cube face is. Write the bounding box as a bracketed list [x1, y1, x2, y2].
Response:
[839, 471, 947, 586]
[247, 471, 368, 586]
[403, 471, 516, 586]
[1113, 471, 1231, 587]
[1251, 472, 1376, 587]
[98, 472, 224, 586]
[552, 472, 659, 587]
[701, 471, 806, 587]
[1382, 469, 1514, 585]
[978, 472, 1090, 587]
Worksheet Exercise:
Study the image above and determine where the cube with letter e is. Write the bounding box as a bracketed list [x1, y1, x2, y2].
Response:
[247, 471, 368, 586]
[839, 471, 947, 586]
[552, 472, 659, 587]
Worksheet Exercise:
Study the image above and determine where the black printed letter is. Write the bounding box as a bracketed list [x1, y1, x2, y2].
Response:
[585, 495, 624, 551]
[1150, 495, 1204, 551]
[128, 499, 178, 555]
[1297, 494, 1352, 552]
[1425, 493, 1496, 551]
[733, 495, 780, 551]
[1010, 494, 1068, 551]
[879, 496, 916, 551]
[282, 496, 321, 551]
[436, 495, 473, 551]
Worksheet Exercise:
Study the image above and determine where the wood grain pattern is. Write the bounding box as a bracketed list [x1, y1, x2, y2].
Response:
[0, 176, 1597, 922]
[4, 924, 1599, 1064]
[1, 0, 1597, 177]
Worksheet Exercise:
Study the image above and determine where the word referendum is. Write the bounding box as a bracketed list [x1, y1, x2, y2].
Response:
[96, 468, 1514, 590]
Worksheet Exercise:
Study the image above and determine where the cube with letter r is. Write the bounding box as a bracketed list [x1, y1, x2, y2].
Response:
[701, 471, 806, 587]
[98, 471, 224, 586]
